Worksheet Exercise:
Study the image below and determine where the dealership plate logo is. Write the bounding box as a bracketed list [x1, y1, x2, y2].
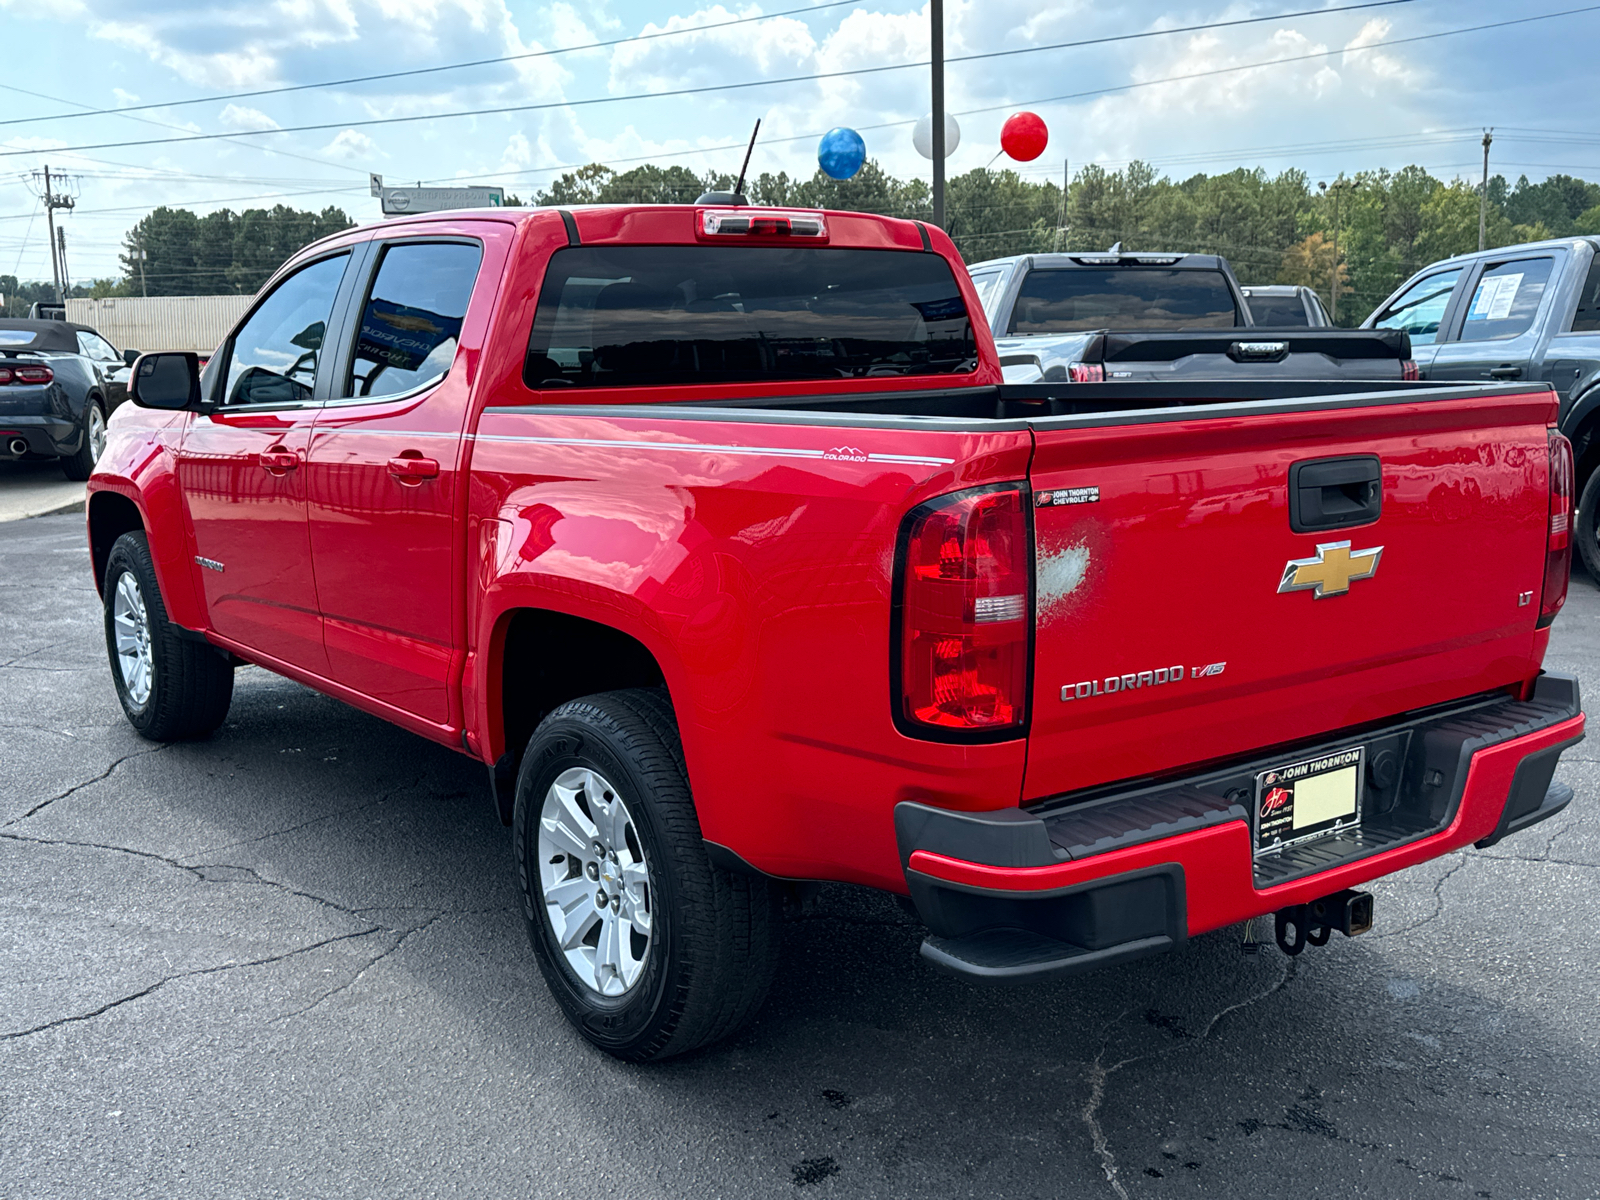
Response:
[1277, 540, 1382, 599]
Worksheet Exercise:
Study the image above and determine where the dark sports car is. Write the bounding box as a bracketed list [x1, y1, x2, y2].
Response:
[0, 319, 136, 480]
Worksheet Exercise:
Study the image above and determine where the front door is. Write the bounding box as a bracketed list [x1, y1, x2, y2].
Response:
[306, 236, 488, 726]
[177, 251, 353, 672]
[1428, 252, 1563, 385]
[1367, 264, 1468, 375]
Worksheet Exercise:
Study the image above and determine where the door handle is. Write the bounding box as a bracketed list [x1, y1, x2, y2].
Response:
[388, 454, 440, 484]
[259, 448, 299, 474]
[1487, 366, 1523, 379]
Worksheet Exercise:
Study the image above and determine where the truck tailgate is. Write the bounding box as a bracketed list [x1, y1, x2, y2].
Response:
[1024, 388, 1555, 802]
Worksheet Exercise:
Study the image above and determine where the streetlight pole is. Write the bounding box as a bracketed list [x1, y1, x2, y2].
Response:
[931, 0, 945, 229]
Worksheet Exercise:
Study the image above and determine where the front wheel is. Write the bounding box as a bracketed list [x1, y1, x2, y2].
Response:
[104, 531, 234, 740]
[1577, 467, 1600, 584]
[513, 689, 779, 1061]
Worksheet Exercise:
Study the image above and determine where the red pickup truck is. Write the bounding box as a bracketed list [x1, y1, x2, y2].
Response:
[87, 203, 1584, 1061]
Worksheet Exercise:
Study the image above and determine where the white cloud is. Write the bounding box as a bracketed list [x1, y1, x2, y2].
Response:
[219, 104, 283, 132]
[321, 128, 380, 160]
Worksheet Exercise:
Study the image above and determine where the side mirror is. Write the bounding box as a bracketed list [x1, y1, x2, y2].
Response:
[129, 352, 202, 411]
[122, 348, 139, 366]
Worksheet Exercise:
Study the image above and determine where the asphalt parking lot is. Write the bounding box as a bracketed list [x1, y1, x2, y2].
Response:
[2, 510, 1598, 1200]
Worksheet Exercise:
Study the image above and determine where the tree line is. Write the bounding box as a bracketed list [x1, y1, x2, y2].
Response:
[10, 161, 1598, 326]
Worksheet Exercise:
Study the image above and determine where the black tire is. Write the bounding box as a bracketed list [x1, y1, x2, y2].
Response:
[1577, 467, 1600, 584]
[104, 531, 234, 741]
[513, 688, 779, 1062]
[60, 398, 106, 482]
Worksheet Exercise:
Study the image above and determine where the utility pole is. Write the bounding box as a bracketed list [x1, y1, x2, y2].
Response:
[1057, 158, 1069, 251]
[1319, 179, 1343, 325]
[1479, 129, 1494, 252]
[56, 227, 70, 297]
[930, 0, 945, 229]
[38, 166, 76, 304]
[135, 234, 148, 298]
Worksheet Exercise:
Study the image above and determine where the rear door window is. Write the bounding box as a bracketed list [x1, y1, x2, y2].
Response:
[1458, 257, 1555, 342]
[525, 246, 976, 388]
[343, 241, 483, 399]
[1370, 268, 1462, 346]
[1008, 268, 1240, 332]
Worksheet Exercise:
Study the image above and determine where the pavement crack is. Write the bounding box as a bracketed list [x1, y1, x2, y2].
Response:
[0, 928, 383, 1042]
[274, 914, 444, 1022]
[2, 744, 169, 827]
[191, 794, 392, 855]
[1478, 851, 1600, 872]
[1080, 959, 1295, 1198]
[1372, 856, 1468, 939]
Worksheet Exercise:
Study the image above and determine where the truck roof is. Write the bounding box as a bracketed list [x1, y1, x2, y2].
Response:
[967, 252, 1228, 272]
[1421, 235, 1600, 270]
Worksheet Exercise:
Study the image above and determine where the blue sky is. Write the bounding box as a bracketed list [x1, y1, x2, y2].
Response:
[3, 0, 1599, 282]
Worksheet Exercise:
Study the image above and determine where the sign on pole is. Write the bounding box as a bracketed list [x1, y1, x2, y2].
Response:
[370, 173, 384, 197]
[379, 186, 504, 216]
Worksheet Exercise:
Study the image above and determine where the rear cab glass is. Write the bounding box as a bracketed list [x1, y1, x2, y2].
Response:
[1243, 293, 1309, 326]
[1008, 268, 1240, 333]
[524, 246, 976, 389]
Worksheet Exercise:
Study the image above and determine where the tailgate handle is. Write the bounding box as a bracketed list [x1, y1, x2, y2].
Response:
[1289, 455, 1381, 533]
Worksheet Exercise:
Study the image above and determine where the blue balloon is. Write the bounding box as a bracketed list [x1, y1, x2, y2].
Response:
[817, 127, 866, 180]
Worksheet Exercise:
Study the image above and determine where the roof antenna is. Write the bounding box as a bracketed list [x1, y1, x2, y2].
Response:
[695, 118, 761, 206]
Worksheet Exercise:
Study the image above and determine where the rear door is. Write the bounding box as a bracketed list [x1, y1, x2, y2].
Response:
[1022, 390, 1552, 801]
[305, 228, 498, 726]
[1428, 251, 1564, 385]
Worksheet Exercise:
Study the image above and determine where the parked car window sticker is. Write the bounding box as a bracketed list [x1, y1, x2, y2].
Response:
[1459, 257, 1555, 343]
[525, 245, 976, 389]
[222, 253, 349, 407]
[344, 241, 483, 400]
[1007, 268, 1240, 333]
[1567, 254, 1600, 333]
[1371, 268, 1463, 346]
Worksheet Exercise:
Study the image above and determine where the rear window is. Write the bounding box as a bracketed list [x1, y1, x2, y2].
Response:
[1244, 293, 1309, 326]
[525, 246, 976, 389]
[1008, 268, 1241, 333]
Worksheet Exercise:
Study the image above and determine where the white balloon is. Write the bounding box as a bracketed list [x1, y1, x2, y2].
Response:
[912, 112, 961, 159]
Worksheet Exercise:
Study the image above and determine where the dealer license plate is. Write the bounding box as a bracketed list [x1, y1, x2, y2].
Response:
[1254, 746, 1364, 855]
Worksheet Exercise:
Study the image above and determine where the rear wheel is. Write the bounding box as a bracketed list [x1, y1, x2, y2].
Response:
[1577, 468, 1600, 584]
[513, 689, 779, 1061]
[104, 532, 233, 740]
[60, 399, 107, 481]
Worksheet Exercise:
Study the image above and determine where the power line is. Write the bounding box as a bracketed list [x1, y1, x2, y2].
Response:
[0, 0, 1487, 160]
[0, 0, 869, 130]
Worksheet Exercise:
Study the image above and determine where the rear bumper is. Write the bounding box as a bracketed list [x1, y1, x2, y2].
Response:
[898, 673, 1584, 981]
[0, 411, 79, 456]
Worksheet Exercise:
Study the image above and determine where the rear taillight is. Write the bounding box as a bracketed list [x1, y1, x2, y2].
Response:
[1067, 362, 1105, 383]
[895, 485, 1030, 738]
[1400, 359, 1420, 381]
[2, 364, 52, 384]
[1539, 430, 1574, 629]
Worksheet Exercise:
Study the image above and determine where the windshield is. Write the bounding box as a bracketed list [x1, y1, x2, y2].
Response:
[525, 246, 976, 389]
[1008, 268, 1241, 333]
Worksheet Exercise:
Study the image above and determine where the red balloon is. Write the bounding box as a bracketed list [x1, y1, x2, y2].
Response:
[1000, 111, 1049, 162]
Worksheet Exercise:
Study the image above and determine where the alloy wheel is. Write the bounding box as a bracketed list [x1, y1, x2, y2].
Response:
[88, 404, 107, 463]
[112, 571, 153, 707]
[537, 766, 653, 996]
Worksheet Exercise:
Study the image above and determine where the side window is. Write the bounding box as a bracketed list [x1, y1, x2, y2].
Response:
[344, 241, 482, 400]
[76, 331, 118, 362]
[1370, 268, 1462, 346]
[1568, 254, 1600, 333]
[967, 270, 1003, 322]
[223, 253, 348, 406]
[1459, 257, 1555, 342]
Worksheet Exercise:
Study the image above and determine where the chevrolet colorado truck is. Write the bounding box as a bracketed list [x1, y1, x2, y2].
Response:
[87, 204, 1584, 1061]
[970, 251, 1417, 384]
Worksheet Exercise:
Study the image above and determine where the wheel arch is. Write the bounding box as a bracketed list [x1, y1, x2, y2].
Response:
[485, 606, 670, 825]
[1562, 384, 1600, 486]
[88, 488, 147, 595]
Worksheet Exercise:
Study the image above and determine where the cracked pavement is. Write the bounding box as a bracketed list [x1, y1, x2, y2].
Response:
[3, 512, 1599, 1199]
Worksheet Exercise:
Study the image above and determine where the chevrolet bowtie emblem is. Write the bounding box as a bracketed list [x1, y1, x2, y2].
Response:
[1278, 540, 1383, 599]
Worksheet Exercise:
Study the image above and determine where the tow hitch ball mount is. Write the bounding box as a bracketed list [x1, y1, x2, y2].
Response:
[1271, 889, 1374, 956]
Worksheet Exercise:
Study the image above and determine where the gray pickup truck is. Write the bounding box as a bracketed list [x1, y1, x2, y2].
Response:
[1363, 236, 1600, 576]
[968, 251, 1415, 384]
